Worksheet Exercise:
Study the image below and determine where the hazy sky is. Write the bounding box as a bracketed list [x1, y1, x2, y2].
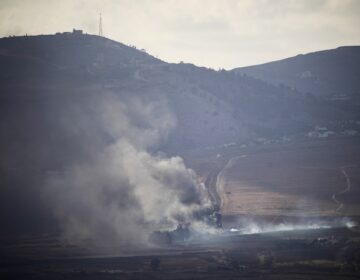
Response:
[0, 0, 359, 69]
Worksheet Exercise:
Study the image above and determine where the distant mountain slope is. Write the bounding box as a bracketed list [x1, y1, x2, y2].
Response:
[1, 33, 347, 153]
[233, 46, 360, 99]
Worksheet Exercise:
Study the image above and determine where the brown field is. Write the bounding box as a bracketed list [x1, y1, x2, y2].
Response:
[182, 136, 360, 221]
[218, 137, 360, 218]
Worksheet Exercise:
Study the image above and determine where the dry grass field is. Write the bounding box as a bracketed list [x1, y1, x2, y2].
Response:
[219, 137, 360, 218]
[183, 137, 360, 219]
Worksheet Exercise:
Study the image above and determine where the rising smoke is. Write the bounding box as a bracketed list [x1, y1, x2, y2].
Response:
[45, 92, 215, 249]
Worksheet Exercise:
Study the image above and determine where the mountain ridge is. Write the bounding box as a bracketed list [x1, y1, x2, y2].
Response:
[0, 32, 357, 150]
[234, 46, 360, 68]
[232, 45, 360, 98]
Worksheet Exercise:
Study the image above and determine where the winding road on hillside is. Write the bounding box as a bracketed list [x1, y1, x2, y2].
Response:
[272, 165, 355, 215]
[204, 166, 223, 209]
[332, 167, 352, 213]
[204, 157, 238, 211]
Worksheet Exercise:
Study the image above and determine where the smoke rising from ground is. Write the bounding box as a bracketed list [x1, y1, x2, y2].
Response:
[45, 92, 213, 248]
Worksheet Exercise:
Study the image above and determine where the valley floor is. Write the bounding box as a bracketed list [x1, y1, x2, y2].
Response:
[183, 136, 360, 220]
[2, 136, 360, 279]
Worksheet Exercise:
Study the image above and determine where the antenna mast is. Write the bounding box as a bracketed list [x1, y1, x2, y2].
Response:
[99, 13, 103, 36]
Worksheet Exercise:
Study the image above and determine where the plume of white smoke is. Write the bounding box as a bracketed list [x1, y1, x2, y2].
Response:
[45, 92, 213, 249]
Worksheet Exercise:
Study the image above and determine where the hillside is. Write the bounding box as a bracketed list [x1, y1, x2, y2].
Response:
[0, 32, 358, 234]
[233, 46, 360, 100]
[0, 34, 353, 150]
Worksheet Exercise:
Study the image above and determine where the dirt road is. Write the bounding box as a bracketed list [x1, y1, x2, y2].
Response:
[332, 167, 352, 213]
[204, 157, 237, 211]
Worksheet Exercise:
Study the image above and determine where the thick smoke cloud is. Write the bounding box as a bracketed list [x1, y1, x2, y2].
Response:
[45, 93, 213, 248]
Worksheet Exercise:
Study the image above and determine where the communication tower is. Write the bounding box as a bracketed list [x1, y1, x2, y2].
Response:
[99, 13, 103, 36]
